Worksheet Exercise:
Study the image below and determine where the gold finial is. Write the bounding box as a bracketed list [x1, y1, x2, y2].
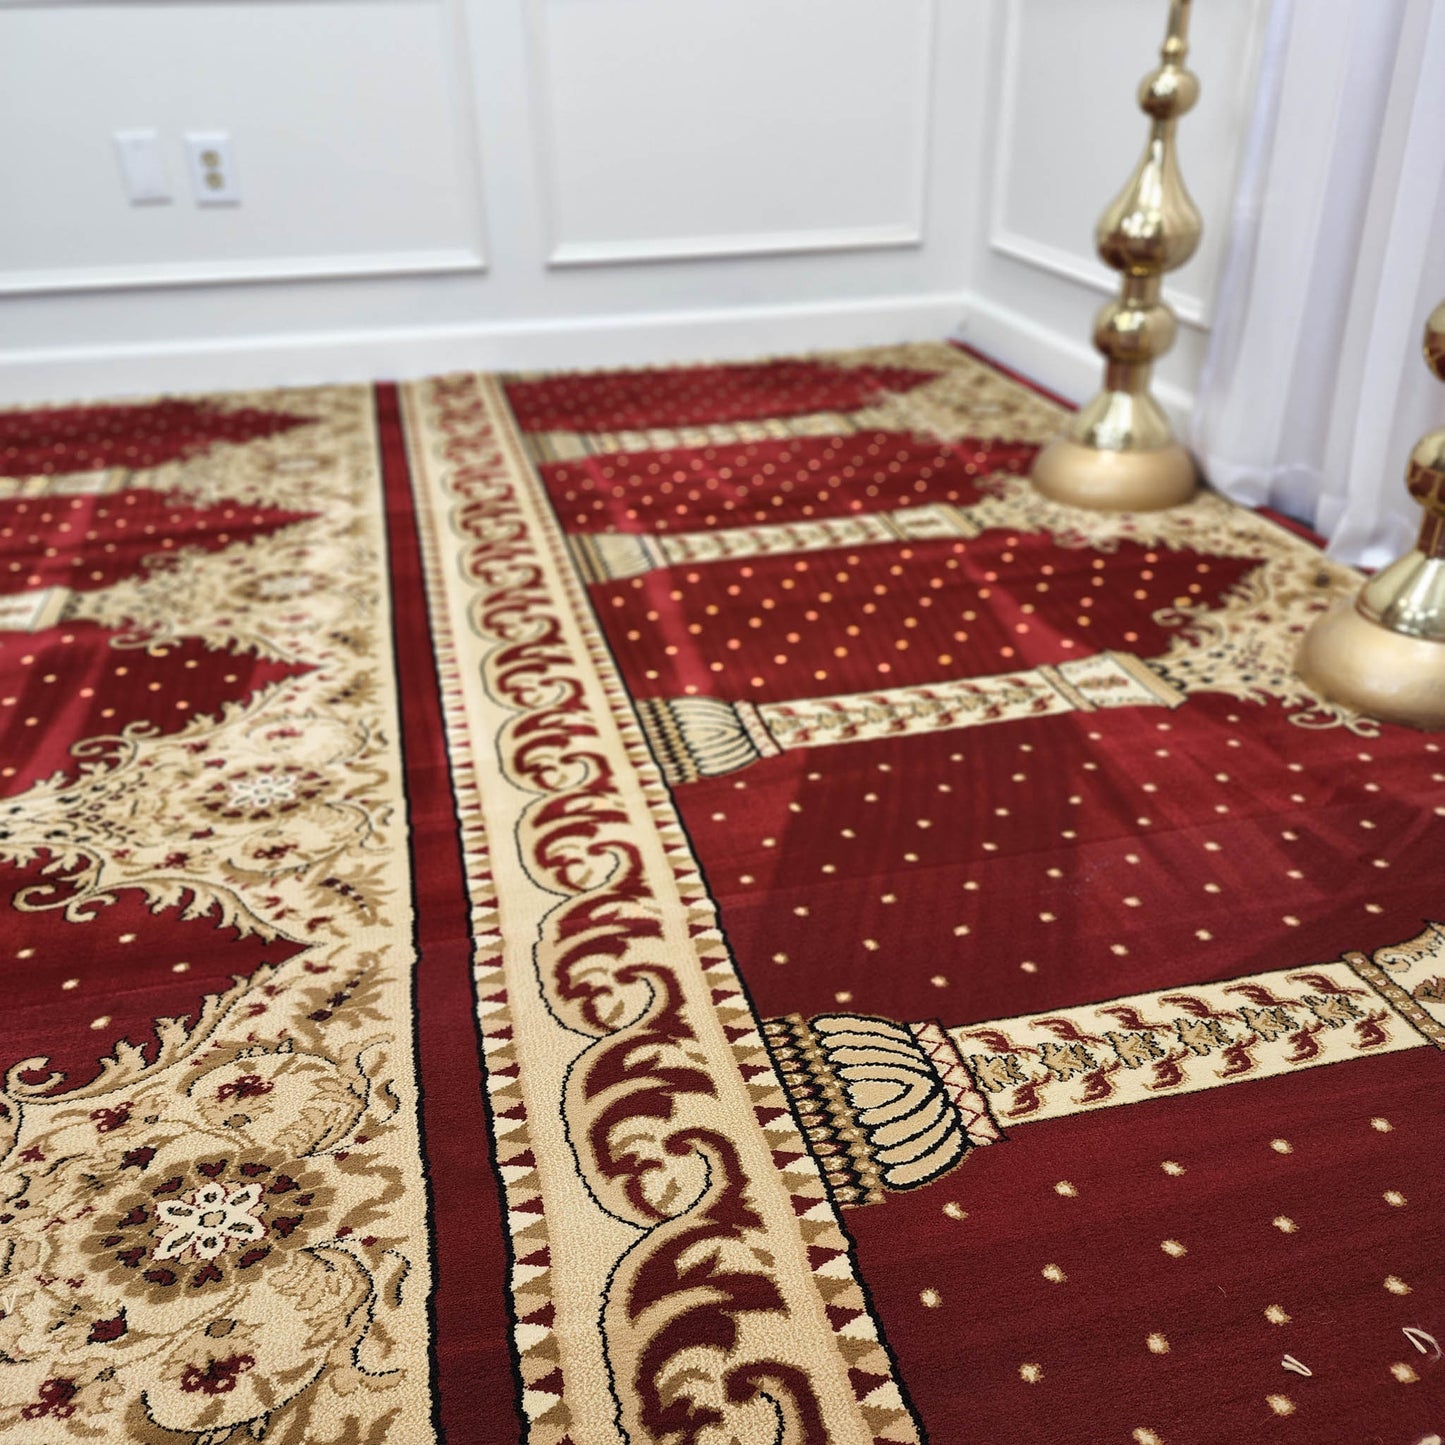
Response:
[1030, 0, 1202, 512]
[1296, 301, 1445, 729]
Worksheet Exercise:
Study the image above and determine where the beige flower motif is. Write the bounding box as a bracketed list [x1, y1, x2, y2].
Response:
[2, 1038, 409, 1441]
[226, 770, 302, 813]
[153, 1181, 267, 1264]
[201, 764, 324, 823]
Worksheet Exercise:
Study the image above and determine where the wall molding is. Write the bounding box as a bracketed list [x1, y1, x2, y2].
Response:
[0, 248, 487, 298]
[988, 229, 1208, 330]
[0, 0, 445, 8]
[0, 0, 490, 298]
[438, 0, 491, 272]
[985, 0, 1209, 333]
[529, 0, 936, 269]
[956, 291, 1195, 432]
[0, 290, 970, 406]
[549, 225, 923, 269]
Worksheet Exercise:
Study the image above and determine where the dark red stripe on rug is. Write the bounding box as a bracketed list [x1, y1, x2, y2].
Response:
[375, 382, 520, 1442]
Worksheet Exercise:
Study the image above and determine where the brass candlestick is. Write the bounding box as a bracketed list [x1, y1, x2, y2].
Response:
[1296, 301, 1445, 730]
[1031, 0, 1202, 512]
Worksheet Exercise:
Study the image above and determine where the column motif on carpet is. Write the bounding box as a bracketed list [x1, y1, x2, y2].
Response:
[404, 373, 925, 1445]
[764, 922, 1445, 1208]
[634, 546, 1379, 785]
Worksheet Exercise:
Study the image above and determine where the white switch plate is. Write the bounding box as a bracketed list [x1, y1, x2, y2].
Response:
[113, 129, 171, 205]
[184, 130, 240, 206]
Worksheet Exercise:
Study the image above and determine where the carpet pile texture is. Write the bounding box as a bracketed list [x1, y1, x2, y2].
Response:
[0, 342, 1440, 1443]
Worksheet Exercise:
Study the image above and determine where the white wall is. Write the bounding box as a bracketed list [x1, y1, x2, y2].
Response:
[0, 0, 1265, 409]
[962, 0, 1269, 425]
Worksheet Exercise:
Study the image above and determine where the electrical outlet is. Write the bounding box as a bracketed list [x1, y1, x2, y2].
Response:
[184, 131, 240, 206]
[113, 130, 171, 205]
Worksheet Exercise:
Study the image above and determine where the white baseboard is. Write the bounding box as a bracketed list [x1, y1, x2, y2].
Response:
[953, 293, 1195, 431]
[0, 292, 970, 406]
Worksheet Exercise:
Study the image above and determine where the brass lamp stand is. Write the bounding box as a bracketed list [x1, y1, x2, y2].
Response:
[1031, 0, 1201, 512]
[1296, 302, 1445, 730]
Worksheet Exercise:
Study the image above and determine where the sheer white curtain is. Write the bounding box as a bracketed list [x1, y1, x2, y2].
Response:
[1190, 0, 1445, 567]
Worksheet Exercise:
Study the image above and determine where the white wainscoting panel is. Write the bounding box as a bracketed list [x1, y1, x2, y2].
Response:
[989, 0, 1267, 327]
[0, 0, 1274, 410]
[535, 0, 934, 265]
[959, 0, 1270, 423]
[0, 0, 486, 293]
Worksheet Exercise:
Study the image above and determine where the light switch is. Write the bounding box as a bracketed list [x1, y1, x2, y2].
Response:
[184, 131, 240, 206]
[113, 129, 171, 206]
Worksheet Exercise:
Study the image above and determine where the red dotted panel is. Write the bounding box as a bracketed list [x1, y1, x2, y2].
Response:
[0, 490, 312, 597]
[0, 623, 311, 797]
[544, 432, 1037, 535]
[597, 534, 1258, 702]
[505, 360, 939, 433]
[0, 854, 308, 1095]
[846, 1048, 1444, 1444]
[673, 704, 1445, 1029]
[0, 399, 311, 478]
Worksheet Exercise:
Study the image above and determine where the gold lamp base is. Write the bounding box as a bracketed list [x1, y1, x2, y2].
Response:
[1294, 301, 1445, 731]
[1296, 601, 1445, 731]
[1029, 1, 1203, 516]
[1030, 437, 1197, 513]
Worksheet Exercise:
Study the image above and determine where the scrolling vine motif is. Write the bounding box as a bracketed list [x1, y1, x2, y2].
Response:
[427, 375, 900, 1444]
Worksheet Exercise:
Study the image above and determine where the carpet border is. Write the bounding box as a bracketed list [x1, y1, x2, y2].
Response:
[401, 369, 928, 1443]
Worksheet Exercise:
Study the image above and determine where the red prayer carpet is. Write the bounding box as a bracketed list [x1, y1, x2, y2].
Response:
[0, 342, 1440, 1444]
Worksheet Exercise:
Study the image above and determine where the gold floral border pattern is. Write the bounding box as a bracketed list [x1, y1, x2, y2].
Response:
[404, 374, 922, 1445]
[0, 389, 434, 1443]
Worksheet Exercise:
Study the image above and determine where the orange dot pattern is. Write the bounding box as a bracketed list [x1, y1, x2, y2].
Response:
[0, 490, 314, 597]
[506, 359, 939, 434]
[0, 398, 311, 478]
[597, 533, 1251, 703]
[542, 431, 1038, 536]
[0, 622, 309, 798]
